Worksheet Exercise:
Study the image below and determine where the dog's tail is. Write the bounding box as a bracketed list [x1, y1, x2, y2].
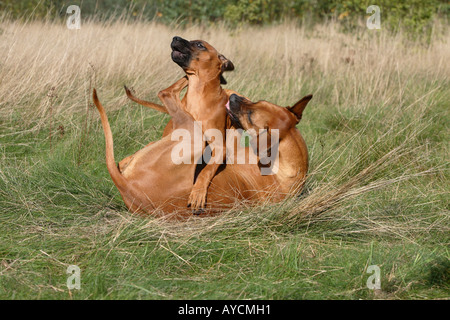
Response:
[92, 89, 152, 212]
[124, 85, 168, 114]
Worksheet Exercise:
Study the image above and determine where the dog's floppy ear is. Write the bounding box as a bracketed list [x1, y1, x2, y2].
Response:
[219, 54, 234, 72]
[219, 54, 234, 84]
[288, 94, 313, 122]
[219, 54, 234, 85]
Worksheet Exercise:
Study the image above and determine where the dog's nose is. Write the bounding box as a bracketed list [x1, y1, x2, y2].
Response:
[173, 36, 182, 42]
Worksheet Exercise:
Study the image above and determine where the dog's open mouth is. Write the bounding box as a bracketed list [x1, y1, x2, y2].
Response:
[170, 39, 192, 56]
[171, 50, 186, 60]
[171, 49, 191, 68]
[170, 36, 194, 69]
[171, 44, 192, 68]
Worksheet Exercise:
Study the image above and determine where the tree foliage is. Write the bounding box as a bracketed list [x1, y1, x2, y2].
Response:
[0, 0, 448, 36]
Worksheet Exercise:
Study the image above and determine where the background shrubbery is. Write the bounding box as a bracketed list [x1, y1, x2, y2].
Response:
[1, 0, 448, 35]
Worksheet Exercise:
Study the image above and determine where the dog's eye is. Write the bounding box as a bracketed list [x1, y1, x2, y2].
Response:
[196, 42, 205, 49]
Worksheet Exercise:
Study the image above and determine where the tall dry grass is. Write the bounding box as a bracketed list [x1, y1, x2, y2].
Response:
[0, 18, 448, 117]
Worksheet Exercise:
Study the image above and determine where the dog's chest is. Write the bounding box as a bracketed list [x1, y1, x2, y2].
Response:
[184, 100, 213, 121]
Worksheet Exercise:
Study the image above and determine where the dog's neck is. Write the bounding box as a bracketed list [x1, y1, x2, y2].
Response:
[272, 128, 308, 194]
[185, 73, 226, 108]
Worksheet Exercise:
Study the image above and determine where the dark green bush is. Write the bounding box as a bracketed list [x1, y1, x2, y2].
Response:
[323, 0, 440, 38]
[0, 0, 447, 37]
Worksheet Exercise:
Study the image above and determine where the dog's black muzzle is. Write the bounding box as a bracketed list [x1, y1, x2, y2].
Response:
[227, 94, 245, 129]
[171, 36, 193, 68]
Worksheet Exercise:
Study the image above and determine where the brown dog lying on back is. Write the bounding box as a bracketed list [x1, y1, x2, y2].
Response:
[124, 36, 235, 212]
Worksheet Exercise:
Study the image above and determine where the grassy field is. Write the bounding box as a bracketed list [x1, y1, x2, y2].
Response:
[0, 17, 448, 299]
